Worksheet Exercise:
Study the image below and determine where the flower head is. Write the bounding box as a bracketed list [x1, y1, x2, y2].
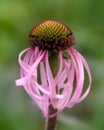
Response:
[15, 20, 91, 117]
[29, 20, 74, 50]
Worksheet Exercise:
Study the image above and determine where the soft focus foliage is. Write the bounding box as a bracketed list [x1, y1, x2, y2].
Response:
[0, 0, 104, 130]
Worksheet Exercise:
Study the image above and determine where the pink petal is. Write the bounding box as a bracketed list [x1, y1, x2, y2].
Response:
[66, 48, 91, 107]
[69, 48, 84, 101]
[40, 62, 48, 86]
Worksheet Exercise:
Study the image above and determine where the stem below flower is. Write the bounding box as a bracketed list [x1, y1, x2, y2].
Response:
[45, 50, 59, 130]
[45, 104, 57, 130]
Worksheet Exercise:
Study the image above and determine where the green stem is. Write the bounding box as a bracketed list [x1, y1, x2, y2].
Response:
[49, 50, 59, 76]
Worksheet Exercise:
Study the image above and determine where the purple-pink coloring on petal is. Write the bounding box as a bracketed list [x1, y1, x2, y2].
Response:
[15, 47, 91, 117]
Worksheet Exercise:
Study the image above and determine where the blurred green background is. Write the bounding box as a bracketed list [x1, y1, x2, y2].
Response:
[0, 0, 104, 130]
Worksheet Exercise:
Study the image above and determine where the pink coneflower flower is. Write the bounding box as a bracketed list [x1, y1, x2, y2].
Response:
[15, 20, 91, 130]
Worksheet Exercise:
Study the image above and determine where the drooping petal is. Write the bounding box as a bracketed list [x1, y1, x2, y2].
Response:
[40, 61, 48, 86]
[15, 46, 91, 117]
[57, 82, 73, 112]
[16, 48, 46, 100]
[64, 59, 75, 84]
[18, 48, 31, 77]
[69, 48, 84, 101]
[26, 50, 46, 98]
[75, 51, 92, 103]
[66, 48, 91, 107]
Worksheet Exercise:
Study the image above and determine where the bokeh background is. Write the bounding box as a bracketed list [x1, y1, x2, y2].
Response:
[0, 0, 104, 130]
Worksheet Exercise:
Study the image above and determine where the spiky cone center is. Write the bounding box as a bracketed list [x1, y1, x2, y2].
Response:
[29, 20, 75, 50]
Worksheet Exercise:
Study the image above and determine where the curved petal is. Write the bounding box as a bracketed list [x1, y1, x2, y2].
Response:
[15, 46, 92, 117]
[66, 48, 91, 107]
[69, 48, 84, 101]
[64, 59, 75, 84]
[18, 48, 31, 71]
[40, 62, 48, 86]
[75, 51, 92, 103]
[57, 82, 73, 112]
[27, 51, 46, 99]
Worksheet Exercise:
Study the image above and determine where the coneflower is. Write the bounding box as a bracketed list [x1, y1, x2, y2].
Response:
[15, 20, 92, 130]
